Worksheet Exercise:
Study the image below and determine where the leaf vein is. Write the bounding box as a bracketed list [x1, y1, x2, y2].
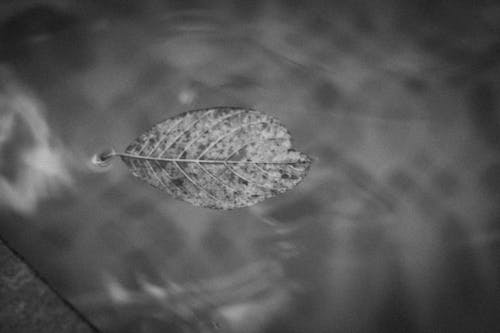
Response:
[215, 138, 289, 190]
[177, 109, 246, 159]
[142, 118, 185, 156]
[154, 108, 215, 158]
[195, 161, 238, 193]
[198, 121, 267, 160]
[172, 160, 221, 204]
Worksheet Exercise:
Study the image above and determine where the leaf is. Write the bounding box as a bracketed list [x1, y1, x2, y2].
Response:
[119, 107, 312, 209]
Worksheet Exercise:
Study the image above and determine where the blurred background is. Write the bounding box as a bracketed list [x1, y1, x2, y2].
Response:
[0, 0, 500, 332]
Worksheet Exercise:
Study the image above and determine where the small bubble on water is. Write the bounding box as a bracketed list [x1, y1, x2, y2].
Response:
[179, 88, 196, 105]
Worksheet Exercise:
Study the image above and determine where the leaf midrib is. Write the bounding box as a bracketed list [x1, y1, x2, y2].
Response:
[118, 153, 307, 165]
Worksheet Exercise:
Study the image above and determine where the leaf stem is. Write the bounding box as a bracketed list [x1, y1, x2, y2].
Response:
[91, 147, 118, 167]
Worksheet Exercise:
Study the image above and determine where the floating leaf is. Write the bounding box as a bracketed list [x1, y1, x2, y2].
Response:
[112, 107, 311, 209]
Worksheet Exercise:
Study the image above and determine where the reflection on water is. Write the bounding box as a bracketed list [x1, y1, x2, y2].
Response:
[1, 1, 500, 332]
[0, 70, 72, 215]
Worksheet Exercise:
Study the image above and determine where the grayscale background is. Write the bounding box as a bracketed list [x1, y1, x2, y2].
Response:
[0, 0, 499, 332]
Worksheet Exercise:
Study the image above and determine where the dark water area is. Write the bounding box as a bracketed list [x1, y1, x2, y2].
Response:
[0, 1, 499, 332]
